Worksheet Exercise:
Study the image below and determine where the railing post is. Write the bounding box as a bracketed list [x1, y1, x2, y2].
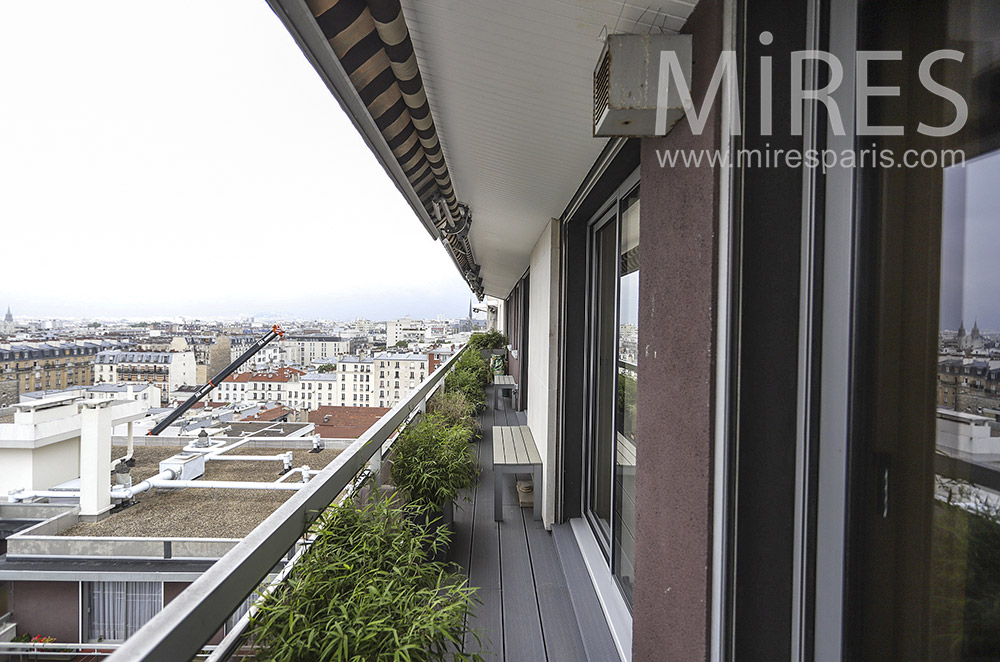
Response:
[368, 451, 383, 487]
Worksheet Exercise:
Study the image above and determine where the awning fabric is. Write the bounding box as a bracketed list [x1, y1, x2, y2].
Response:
[306, 0, 483, 297]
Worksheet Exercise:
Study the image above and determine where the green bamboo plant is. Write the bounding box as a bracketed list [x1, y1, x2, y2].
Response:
[427, 390, 480, 438]
[467, 331, 507, 351]
[249, 496, 483, 662]
[444, 351, 489, 412]
[390, 414, 477, 508]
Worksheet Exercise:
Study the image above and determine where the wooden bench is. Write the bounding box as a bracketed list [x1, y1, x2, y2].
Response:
[493, 374, 516, 409]
[493, 425, 542, 522]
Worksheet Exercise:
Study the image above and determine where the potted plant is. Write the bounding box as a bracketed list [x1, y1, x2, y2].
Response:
[445, 350, 489, 410]
[468, 331, 508, 363]
[389, 413, 478, 542]
[428, 390, 481, 440]
[250, 495, 482, 661]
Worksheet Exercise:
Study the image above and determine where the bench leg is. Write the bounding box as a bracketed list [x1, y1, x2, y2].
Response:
[533, 466, 542, 521]
[495, 470, 503, 522]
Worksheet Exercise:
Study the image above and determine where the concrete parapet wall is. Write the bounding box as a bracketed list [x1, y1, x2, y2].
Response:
[7, 534, 238, 559]
[11, 507, 79, 536]
[0, 503, 76, 519]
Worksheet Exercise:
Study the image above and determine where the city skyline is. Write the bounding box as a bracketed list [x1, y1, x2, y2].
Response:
[0, 300, 482, 325]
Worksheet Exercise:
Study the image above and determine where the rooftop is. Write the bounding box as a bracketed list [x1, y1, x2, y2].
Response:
[89, 383, 155, 393]
[222, 367, 305, 383]
[301, 372, 338, 381]
[336, 355, 373, 364]
[372, 351, 429, 361]
[58, 445, 338, 538]
[213, 421, 312, 437]
[309, 405, 391, 439]
[243, 406, 296, 423]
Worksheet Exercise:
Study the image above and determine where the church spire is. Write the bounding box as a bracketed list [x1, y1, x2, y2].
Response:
[3, 306, 11, 323]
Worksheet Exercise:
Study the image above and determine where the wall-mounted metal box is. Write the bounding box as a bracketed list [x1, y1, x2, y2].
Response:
[594, 33, 693, 137]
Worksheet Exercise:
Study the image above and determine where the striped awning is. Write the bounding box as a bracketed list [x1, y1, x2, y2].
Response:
[305, 0, 483, 298]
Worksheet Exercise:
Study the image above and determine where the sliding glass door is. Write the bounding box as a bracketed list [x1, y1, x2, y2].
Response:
[585, 176, 640, 607]
[844, 0, 1000, 658]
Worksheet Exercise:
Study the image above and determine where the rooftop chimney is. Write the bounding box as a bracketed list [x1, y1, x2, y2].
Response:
[79, 400, 113, 521]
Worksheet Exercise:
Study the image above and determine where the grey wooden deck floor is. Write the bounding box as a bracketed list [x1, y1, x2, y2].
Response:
[448, 384, 616, 662]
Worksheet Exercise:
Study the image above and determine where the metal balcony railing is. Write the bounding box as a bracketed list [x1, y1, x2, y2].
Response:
[106, 344, 469, 662]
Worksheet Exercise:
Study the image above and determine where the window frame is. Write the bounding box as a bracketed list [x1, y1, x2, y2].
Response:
[581, 167, 641, 585]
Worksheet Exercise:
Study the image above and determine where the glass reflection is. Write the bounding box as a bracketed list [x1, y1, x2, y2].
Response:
[613, 189, 639, 605]
[933, 149, 1000, 660]
[590, 219, 618, 538]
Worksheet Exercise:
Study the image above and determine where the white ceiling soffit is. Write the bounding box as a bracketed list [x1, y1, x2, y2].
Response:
[399, 0, 698, 297]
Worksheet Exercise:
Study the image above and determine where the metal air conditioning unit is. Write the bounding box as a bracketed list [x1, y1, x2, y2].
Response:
[593, 33, 693, 137]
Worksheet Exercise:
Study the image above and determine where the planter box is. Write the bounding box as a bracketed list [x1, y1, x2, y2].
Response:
[480, 348, 507, 363]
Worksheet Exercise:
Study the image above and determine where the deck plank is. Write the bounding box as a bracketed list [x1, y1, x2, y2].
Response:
[467, 587, 503, 661]
[524, 519, 589, 662]
[500, 505, 545, 661]
[455, 382, 616, 662]
[464, 388, 502, 656]
[450, 390, 487, 578]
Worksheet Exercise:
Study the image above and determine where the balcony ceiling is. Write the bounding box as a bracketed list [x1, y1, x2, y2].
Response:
[270, 0, 697, 298]
[398, 0, 697, 297]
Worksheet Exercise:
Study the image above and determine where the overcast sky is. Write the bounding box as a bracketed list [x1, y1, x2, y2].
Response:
[0, 1, 472, 321]
[941, 149, 1000, 332]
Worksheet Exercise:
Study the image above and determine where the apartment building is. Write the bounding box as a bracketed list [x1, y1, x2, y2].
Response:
[280, 334, 353, 365]
[385, 317, 426, 347]
[186, 335, 232, 384]
[283, 353, 429, 410]
[93, 351, 196, 406]
[215, 366, 305, 404]
[427, 346, 456, 374]
[938, 357, 1000, 414]
[0, 379, 16, 407]
[287, 356, 374, 409]
[139, 336, 232, 384]
[228, 334, 288, 373]
[0, 342, 101, 397]
[19, 382, 162, 406]
[373, 352, 428, 408]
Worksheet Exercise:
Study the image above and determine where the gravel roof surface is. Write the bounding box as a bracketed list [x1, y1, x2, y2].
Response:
[58, 445, 340, 539]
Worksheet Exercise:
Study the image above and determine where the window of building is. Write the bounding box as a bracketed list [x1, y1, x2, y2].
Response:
[584, 181, 639, 607]
[85, 581, 162, 642]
